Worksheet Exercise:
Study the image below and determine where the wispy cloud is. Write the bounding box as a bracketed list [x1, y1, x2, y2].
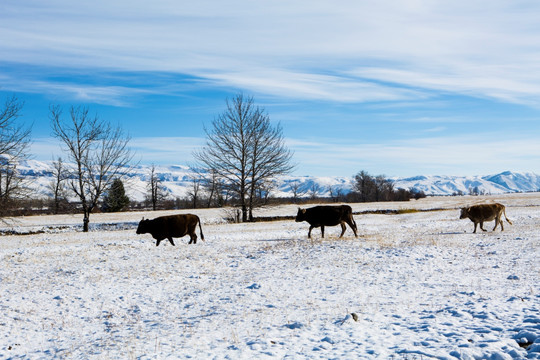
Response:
[1, 77, 149, 107]
[127, 137, 205, 165]
[3, 1, 540, 105]
[32, 136, 205, 166]
[288, 134, 540, 177]
[205, 69, 428, 103]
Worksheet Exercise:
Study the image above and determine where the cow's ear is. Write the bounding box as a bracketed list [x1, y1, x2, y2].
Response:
[302, 209, 306, 214]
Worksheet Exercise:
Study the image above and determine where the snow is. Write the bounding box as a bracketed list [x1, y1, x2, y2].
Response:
[1, 193, 539, 359]
[16, 158, 540, 199]
[392, 172, 540, 196]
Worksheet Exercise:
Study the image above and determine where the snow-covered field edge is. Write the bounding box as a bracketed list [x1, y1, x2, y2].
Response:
[1, 193, 539, 359]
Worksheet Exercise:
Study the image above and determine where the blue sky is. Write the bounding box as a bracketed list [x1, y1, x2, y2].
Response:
[2, 0, 540, 177]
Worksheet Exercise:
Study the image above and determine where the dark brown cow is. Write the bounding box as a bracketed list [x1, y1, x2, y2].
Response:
[136, 214, 204, 246]
[460, 203, 512, 233]
[295, 205, 358, 238]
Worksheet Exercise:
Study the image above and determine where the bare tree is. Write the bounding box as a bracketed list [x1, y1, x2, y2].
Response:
[0, 96, 31, 217]
[380, 176, 395, 201]
[353, 170, 376, 202]
[147, 164, 167, 210]
[308, 182, 322, 199]
[374, 175, 388, 201]
[187, 173, 202, 209]
[48, 156, 69, 214]
[246, 107, 294, 220]
[350, 170, 413, 203]
[189, 165, 220, 208]
[254, 179, 274, 206]
[194, 94, 294, 222]
[50, 105, 134, 231]
[328, 185, 344, 203]
[289, 179, 306, 202]
[202, 168, 223, 208]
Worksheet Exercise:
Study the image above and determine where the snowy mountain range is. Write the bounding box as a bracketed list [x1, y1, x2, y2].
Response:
[391, 171, 540, 196]
[16, 160, 540, 201]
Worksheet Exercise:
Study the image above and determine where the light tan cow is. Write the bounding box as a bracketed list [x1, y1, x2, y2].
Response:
[460, 203, 512, 233]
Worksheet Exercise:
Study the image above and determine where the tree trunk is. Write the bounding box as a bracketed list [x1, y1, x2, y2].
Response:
[241, 204, 248, 222]
[83, 211, 90, 232]
[53, 197, 60, 214]
[206, 187, 214, 208]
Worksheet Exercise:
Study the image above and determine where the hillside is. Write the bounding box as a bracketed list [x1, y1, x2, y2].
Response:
[392, 171, 540, 196]
[17, 160, 540, 201]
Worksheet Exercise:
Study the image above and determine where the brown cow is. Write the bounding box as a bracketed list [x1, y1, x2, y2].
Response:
[295, 205, 358, 238]
[460, 203, 512, 233]
[136, 214, 204, 246]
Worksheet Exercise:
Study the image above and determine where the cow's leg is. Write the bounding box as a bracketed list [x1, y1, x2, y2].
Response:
[494, 213, 503, 231]
[339, 222, 346, 237]
[308, 226, 314, 238]
[188, 224, 197, 244]
[156, 239, 162, 246]
[480, 221, 487, 232]
[321, 226, 325, 238]
[473, 222, 478, 233]
[168, 237, 176, 246]
[497, 216, 504, 231]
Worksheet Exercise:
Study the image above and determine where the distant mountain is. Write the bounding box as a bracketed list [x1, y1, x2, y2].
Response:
[16, 160, 540, 201]
[391, 171, 540, 196]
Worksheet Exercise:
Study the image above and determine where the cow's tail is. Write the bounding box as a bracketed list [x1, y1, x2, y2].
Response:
[198, 216, 205, 241]
[351, 212, 358, 229]
[503, 207, 513, 225]
[347, 206, 358, 232]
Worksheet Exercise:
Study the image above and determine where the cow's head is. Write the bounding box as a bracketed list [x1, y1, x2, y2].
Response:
[295, 208, 306, 222]
[459, 207, 469, 219]
[136, 217, 149, 234]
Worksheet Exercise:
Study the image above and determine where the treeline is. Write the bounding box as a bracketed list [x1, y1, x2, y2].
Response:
[346, 171, 426, 203]
[1, 93, 424, 228]
[1, 169, 426, 218]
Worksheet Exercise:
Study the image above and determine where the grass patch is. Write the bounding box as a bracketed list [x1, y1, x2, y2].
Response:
[395, 208, 420, 214]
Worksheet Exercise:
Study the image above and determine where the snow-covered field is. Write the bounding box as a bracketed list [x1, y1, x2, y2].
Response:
[1, 193, 539, 359]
